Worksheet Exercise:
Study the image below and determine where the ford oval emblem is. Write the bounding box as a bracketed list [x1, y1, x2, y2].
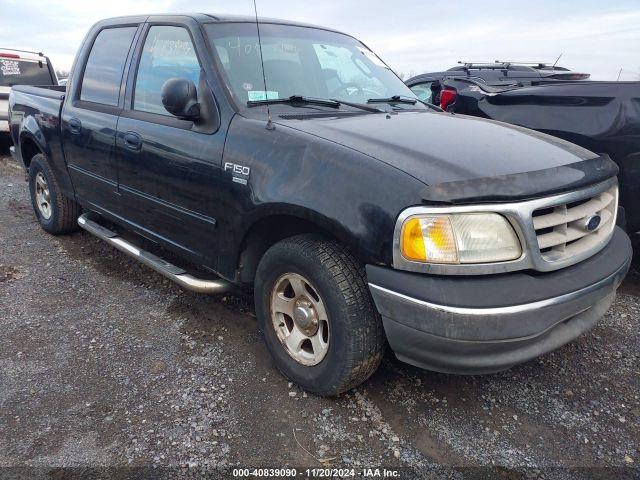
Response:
[583, 214, 602, 232]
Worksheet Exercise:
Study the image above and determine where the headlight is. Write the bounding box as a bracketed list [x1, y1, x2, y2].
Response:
[400, 213, 521, 264]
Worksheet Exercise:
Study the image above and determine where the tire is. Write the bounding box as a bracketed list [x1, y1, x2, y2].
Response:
[255, 234, 385, 396]
[28, 153, 81, 235]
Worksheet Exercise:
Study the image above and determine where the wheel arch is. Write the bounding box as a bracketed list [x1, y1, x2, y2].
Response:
[235, 206, 355, 284]
[19, 133, 44, 169]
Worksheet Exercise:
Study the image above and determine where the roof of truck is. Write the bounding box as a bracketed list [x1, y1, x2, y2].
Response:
[98, 13, 347, 35]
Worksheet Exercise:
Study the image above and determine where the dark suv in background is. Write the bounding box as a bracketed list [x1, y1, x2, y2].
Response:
[407, 61, 590, 99]
[406, 64, 640, 235]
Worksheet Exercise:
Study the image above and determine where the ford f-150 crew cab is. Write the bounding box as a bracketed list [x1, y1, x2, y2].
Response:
[9, 14, 632, 396]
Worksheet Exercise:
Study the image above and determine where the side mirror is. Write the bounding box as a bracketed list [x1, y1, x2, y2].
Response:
[161, 77, 200, 120]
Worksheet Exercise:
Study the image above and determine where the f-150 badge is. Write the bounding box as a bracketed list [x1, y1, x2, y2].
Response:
[224, 162, 250, 185]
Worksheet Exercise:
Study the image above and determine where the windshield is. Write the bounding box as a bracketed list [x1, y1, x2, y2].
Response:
[0, 58, 54, 87]
[205, 22, 419, 109]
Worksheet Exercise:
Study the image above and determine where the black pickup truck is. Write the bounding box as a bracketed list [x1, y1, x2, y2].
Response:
[9, 14, 632, 396]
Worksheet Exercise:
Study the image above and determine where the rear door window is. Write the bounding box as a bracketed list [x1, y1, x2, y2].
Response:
[80, 26, 137, 106]
[0, 58, 54, 87]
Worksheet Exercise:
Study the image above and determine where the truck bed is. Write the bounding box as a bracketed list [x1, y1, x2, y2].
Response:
[8, 84, 70, 195]
[11, 84, 66, 99]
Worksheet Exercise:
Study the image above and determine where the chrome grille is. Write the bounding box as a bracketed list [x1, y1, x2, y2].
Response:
[532, 184, 618, 263]
[392, 178, 619, 275]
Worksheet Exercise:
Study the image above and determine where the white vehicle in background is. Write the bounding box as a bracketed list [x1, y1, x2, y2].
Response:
[0, 49, 58, 133]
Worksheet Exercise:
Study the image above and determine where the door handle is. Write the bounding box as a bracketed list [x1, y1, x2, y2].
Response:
[68, 118, 82, 134]
[123, 131, 142, 151]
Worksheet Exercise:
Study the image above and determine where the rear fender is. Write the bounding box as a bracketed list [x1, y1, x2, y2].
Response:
[18, 115, 76, 198]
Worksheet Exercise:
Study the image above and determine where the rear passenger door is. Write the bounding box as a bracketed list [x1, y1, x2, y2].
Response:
[61, 23, 141, 213]
[116, 21, 225, 262]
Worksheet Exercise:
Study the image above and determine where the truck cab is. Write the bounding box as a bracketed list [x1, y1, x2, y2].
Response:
[9, 14, 632, 396]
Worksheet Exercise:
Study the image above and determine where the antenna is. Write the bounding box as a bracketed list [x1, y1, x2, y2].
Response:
[617, 68, 623, 81]
[253, 0, 274, 130]
[552, 53, 563, 68]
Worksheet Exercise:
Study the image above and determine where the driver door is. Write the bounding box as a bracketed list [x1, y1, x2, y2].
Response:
[116, 22, 225, 262]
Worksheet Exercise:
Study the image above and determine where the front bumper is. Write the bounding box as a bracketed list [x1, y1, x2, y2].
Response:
[367, 227, 632, 374]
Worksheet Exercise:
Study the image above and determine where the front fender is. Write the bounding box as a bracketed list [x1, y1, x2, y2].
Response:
[217, 116, 426, 277]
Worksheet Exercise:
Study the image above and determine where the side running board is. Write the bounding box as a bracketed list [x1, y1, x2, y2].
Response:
[77, 214, 231, 294]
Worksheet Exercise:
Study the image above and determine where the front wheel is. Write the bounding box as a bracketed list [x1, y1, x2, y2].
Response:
[255, 234, 385, 396]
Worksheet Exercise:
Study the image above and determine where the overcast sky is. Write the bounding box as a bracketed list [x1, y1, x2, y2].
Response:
[1, 0, 639, 80]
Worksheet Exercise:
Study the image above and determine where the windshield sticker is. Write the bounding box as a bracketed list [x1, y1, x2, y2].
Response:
[357, 47, 388, 69]
[248, 90, 279, 101]
[228, 37, 260, 56]
[1, 59, 21, 76]
[151, 39, 194, 59]
[278, 42, 300, 55]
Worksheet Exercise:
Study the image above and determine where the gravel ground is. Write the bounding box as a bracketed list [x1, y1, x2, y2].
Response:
[0, 144, 638, 479]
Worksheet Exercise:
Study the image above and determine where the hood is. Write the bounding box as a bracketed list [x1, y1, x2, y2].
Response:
[275, 110, 601, 187]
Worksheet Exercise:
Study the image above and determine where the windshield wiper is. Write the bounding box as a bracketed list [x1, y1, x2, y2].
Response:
[329, 98, 385, 113]
[367, 95, 417, 105]
[247, 94, 385, 114]
[247, 95, 340, 108]
[415, 98, 443, 112]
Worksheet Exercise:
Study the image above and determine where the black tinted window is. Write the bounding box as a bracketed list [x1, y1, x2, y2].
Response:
[81, 27, 137, 106]
[0, 58, 54, 87]
[134, 26, 201, 115]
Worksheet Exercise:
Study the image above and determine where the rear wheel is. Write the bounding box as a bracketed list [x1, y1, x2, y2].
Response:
[255, 234, 385, 396]
[28, 154, 81, 234]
